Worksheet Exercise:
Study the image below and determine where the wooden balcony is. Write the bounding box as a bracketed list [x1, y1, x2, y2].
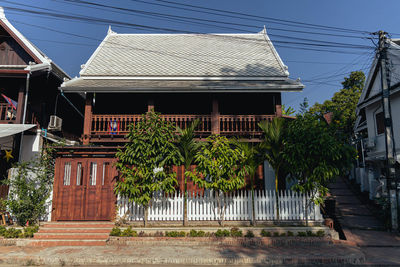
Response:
[87, 114, 276, 143]
[0, 103, 16, 123]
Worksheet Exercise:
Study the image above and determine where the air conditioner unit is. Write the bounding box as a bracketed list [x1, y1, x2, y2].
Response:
[366, 138, 376, 149]
[48, 115, 62, 131]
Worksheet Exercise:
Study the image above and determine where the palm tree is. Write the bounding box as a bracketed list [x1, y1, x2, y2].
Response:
[176, 119, 200, 226]
[234, 140, 264, 225]
[258, 117, 285, 220]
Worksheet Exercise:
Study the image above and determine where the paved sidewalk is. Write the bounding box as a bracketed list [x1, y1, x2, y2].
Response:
[0, 242, 364, 266]
[330, 177, 400, 266]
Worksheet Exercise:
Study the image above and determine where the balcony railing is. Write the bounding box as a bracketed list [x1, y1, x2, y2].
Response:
[89, 114, 276, 141]
[0, 103, 16, 123]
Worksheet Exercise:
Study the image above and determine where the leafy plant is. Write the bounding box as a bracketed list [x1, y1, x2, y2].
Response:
[23, 225, 39, 238]
[189, 229, 205, 237]
[186, 135, 247, 226]
[316, 230, 325, 237]
[287, 231, 294, 237]
[115, 112, 183, 226]
[260, 229, 271, 237]
[215, 229, 230, 237]
[165, 231, 186, 237]
[3, 228, 23, 238]
[4, 142, 57, 226]
[110, 227, 122, 236]
[177, 120, 201, 226]
[0, 225, 6, 236]
[121, 226, 137, 237]
[273, 232, 280, 237]
[297, 231, 307, 237]
[230, 227, 243, 237]
[153, 231, 164, 237]
[280, 232, 286, 237]
[244, 230, 255, 238]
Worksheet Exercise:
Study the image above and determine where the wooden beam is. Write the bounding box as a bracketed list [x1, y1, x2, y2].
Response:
[82, 93, 93, 145]
[15, 84, 25, 123]
[211, 98, 220, 135]
[147, 99, 154, 112]
[275, 93, 282, 117]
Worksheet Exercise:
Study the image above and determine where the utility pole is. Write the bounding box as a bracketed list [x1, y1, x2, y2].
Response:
[377, 30, 398, 231]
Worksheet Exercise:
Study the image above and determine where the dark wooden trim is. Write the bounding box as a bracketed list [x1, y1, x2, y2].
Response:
[0, 20, 42, 64]
[0, 69, 29, 74]
[82, 93, 93, 145]
[211, 98, 220, 135]
[15, 84, 25, 123]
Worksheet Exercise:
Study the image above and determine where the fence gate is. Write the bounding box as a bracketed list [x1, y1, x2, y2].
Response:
[52, 157, 117, 221]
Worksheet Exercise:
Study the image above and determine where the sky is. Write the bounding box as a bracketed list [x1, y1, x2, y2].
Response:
[2, 0, 400, 111]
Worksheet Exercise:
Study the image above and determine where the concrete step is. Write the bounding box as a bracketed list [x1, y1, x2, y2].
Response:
[42, 223, 114, 228]
[34, 233, 109, 240]
[38, 228, 111, 234]
[26, 240, 107, 247]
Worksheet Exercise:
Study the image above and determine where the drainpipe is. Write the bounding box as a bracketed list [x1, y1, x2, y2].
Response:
[18, 73, 30, 162]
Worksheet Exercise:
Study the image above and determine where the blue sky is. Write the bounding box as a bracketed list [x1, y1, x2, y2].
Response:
[2, 0, 400, 111]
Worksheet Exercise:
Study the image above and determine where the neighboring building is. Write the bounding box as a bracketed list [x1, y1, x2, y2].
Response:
[354, 39, 400, 200]
[53, 27, 304, 221]
[0, 7, 82, 183]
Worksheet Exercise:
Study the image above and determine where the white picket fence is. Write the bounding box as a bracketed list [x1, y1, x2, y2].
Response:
[117, 190, 323, 222]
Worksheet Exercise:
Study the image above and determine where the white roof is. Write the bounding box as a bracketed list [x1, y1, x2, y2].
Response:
[0, 124, 36, 138]
[80, 29, 289, 79]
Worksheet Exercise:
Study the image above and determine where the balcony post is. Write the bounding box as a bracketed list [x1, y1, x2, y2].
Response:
[211, 98, 220, 135]
[83, 93, 93, 145]
[275, 93, 282, 117]
[147, 99, 154, 112]
[15, 85, 25, 123]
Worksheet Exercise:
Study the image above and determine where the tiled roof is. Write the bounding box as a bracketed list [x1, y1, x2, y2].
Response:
[80, 32, 289, 78]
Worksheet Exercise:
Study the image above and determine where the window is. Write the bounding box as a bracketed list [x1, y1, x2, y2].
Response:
[63, 162, 71, 186]
[375, 112, 385, 135]
[89, 162, 97, 186]
[102, 162, 109, 185]
[76, 163, 83, 186]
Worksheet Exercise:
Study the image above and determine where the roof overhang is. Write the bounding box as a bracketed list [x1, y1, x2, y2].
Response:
[61, 77, 304, 93]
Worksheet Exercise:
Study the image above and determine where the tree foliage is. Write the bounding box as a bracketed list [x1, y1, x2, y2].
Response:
[283, 113, 356, 205]
[309, 71, 365, 137]
[3, 143, 56, 226]
[186, 135, 247, 225]
[114, 112, 183, 220]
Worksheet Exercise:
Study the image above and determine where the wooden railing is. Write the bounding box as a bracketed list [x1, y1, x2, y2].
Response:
[0, 103, 16, 123]
[90, 114, 277, 141]
[220, 115, 275, 135]
[91, 114, 212, 136]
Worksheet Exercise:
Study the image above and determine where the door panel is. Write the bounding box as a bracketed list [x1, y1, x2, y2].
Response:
[53, 158, 116, 221]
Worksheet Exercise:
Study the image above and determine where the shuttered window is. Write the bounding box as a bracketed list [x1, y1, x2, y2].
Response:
[89, 162, 97, 186]
[375, 112, 384, 135]
[76, 162, 83, 186]
[63, 162, 71, 186]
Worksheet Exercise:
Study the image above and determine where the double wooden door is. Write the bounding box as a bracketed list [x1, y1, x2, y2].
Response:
[52, 158, 116, 221]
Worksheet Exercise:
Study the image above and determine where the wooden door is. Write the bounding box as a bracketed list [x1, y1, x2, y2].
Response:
[52, 158, 116, 221]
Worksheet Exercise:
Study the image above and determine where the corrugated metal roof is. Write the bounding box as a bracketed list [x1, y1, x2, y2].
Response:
[80, 32, 289, 78]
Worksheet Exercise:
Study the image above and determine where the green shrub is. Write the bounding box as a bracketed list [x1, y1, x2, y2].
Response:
[244, 230, 254, 238]
[215, 229, 230, 237]
[287, 231, 294, 237]
[3, 228, 23, 238]
[316, 230, 325, 237]
[260, 229, 271, 237]
[280, 232, 286, 237]
[189, 229, 205, 237]
[110, 227, 122, 236]
[297, 231, 307, 237]
[230, 227, 243, 237]
[121, 226, 137, 237]
[153, 231, 164, 237]
[0, 225, 6, 236]
[273, 232, 280, 237]
[165, 231, 186, 237]
[23, 225, 39, 238]
[306, 230, 316, 237]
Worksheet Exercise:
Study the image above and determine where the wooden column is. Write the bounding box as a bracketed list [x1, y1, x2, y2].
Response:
[15, 85, 25, 123]
[147, 99, 154, 112]
[211, 98, 220, 135]
[82, 93, 93, 145]
[275, 93, 282, 117]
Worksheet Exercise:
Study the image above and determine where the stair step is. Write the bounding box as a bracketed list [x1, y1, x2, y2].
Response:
[38, 228, 111, 234]
[27, 240, 107, 247]
[34, 233, 109, 240]
[42, 223, 114, 228]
